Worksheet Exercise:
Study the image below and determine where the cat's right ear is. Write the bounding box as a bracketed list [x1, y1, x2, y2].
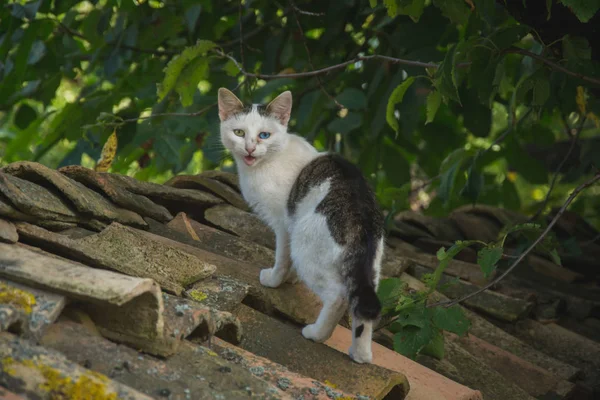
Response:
[218, 88, 244, 121]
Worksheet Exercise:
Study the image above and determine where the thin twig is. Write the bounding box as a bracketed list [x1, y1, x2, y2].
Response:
[582, 231, 600, 247]
[291, 4, 325, 16]
[117, 104, 215, 125]
[530, 115, 587, 221]
[289, 0, 343, 109]
[428, 171, 600, 309]
[507, 47, 600, 86]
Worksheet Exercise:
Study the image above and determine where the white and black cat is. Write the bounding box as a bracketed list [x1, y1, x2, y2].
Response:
[218, 88, 384, 363]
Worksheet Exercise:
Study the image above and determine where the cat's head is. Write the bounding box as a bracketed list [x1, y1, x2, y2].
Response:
[218, 88, 292, 168]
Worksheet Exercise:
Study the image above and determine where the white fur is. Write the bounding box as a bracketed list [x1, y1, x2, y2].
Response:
[219, 96, 381, 364]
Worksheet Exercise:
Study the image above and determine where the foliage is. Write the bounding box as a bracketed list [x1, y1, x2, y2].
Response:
[1, 0, 599, 362]
[377, 221, 562, 359]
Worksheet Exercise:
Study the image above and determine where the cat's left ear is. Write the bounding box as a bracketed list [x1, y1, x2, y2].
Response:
[266, 91, 292, 126]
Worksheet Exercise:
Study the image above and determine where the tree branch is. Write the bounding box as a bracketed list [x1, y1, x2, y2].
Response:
[529, 115, 587, 221]
[427, 171, 600, 309]
[506, 47, 600, 86]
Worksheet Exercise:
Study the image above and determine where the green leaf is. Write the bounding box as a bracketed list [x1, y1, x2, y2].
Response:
[562, 35, 592, 61]
[336, 88, 367, 110]
[382, 139, 411, 187]
[559, 0, 600, 23]
[383, 0, 398, 16]
[174, 57, 209, 107]
[435, 43, 461, 104]
[501, 222, 543, 238]
[393, 324, 435, 359]
[377, 278, 405, 313]
[461, 162, 484, 203]
[157, 40, 216, 101]
[369, 0, 378, 7]
[420, 329, 445, 360]
[432, 305, 471, 336]
[549, 248, 562, 266]
[488, 25, 531, 50]
[533, 79, 550, 107]
[477, 246, 503, 278]
[327, 112, 363, 134]
[425, 90, 442, 125]
[438, 160, 461, 204]
[433, 0, 471, 25]
[14, 104, 37, 129]
[396, 0, 427, 22]
[394, 305, 432, 329]
[386, 77, 416, 132]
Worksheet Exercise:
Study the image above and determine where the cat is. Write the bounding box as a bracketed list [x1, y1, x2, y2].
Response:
[218, 88, 384, 363]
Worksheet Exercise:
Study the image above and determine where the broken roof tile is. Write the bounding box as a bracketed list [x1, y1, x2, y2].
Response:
[2, 162, 147, 229]
[166, 175, 250, 211]
[184, 275, 250, 312]
[394, 211, 465, 242]
[0, 173, 79, 222]
[234, 304, 409, 399]
[211, 337, 361, 399]
[0, 219, 17, 244]
[204, 204, 275, 249]
[0, 280, 65, 342]
[0, 331, 153, 400]
[198, 170, 241, 192]
[166, 212, 274, 266]
[59, 165, 174, 222]
[16, 222, 216, 295]
[41, 321, 282, 399]
[326, 326, 483, 400]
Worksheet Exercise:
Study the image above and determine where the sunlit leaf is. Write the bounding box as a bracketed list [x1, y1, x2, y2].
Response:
[386, 77, 416, 133]
[425, 90, 442, 124]
[95, 131, 118, 172]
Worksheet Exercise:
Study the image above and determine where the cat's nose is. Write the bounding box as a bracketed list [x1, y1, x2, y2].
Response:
[246, 146, 256, 155]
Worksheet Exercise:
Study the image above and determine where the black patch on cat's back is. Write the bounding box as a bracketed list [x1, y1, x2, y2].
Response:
[287, 154, 384, 246]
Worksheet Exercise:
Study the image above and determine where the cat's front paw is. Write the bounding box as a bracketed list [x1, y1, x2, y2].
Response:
[348, 344, 373, 364]
[259, 268, 282, 288]
[302, 324, 329, 343]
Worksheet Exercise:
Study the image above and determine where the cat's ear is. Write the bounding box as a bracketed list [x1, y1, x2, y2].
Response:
[266, 91, 292, 126]
[218, 88, 244, 121]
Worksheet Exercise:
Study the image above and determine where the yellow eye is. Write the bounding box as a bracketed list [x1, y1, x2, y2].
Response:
[233, 129, 245, 137]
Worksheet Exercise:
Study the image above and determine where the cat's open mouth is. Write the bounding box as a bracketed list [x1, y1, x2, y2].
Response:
[243, 155, 257, 166]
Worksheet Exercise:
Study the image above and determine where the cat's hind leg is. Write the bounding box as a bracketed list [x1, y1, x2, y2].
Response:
[348, 313, 375, 364]
[302, 282, 347, 342]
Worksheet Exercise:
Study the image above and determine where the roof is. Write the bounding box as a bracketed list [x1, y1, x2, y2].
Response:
[0, 160, 598, 399]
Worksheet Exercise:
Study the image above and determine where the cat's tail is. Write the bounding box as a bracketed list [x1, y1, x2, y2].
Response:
[347, 233, 382, 321]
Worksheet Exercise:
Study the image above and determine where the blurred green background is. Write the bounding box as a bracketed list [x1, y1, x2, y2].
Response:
[0, 0, 599, 227]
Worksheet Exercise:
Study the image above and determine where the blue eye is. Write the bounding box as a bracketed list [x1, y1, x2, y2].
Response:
[258, 132, 271, 139]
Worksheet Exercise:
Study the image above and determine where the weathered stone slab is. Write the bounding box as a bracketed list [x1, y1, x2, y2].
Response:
[166, 175, 250, 211]
[205, 204, 275, 250]
[0, 173, 79, 222]
[394, 211, 465, 242]
[0, 332, 153, 400]
[0, 242, 165, 348]
[135, 222, 323, 325]
[105, 172, 223, 207]
[400, 273, 581, 382]
[451, 333, 580, 399]
[511, 319, 600, 391]
[0, 280, 65, 341]
[411, 265, 534, 322]
[41, 321, 282, 399]
[234, 304, 409, 399]
[0, 218, 17, 243]
[185, 275, 250, 312]
[2, 161, 147, 229]
[16, 222, 216, 295]
[327, 326, 483, 400]
[199, 170, 241, 192]
[211, 337, 360, 399]
[59, 165, 174, 222]
[417, 336, 535, 400]
[166, 212, 275, 266]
